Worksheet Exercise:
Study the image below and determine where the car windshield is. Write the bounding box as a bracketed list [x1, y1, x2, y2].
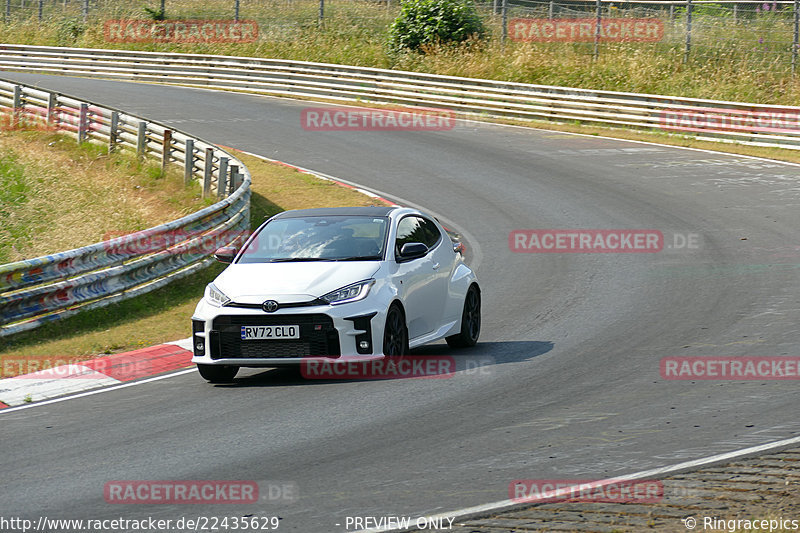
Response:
[237, 215, 389, 263]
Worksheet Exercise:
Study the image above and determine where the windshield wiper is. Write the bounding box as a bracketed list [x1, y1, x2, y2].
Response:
[335, 256, 382, 261]
[268, 257, 332, 262]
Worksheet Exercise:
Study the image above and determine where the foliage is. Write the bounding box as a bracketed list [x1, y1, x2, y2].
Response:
[389, 0, 485, 53]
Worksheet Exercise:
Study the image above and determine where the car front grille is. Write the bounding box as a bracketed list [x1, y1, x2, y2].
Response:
[209, 314, 340, 359]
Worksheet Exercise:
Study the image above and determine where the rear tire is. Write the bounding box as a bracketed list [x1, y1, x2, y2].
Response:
[197, 364, 239, 383]
[446, 284, 481, 348]
[383, 304, 409, 356]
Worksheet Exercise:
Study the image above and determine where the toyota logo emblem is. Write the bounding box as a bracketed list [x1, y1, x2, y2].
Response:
[262, 300, 279, 313]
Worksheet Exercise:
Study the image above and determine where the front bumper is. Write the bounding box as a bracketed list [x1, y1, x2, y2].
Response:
[191, 301, 385, 366]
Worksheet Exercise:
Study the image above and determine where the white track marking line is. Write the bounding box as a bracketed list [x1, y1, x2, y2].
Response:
[357, 434, 800, 532]
[0, 365, 121, 406]
[0, 368, 196, 414]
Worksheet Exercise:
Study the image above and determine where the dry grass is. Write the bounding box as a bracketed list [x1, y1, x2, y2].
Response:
[0, 129, 205, 263]
[0, 151, 390, 373]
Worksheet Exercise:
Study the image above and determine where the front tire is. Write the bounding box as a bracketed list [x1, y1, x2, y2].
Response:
[197, 364, 239, 383]
[383, 304, 409, 356]
[446, 284, 481, 348]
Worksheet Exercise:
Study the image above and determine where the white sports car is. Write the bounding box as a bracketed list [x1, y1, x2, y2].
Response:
[191, 206, 480, 383]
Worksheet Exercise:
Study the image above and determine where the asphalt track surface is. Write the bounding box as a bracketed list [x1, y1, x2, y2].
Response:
[2, 72, 800, 532]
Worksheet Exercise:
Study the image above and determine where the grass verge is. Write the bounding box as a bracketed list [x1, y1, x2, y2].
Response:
[0, 128, 206, 264]
[0, 151, 388, 376]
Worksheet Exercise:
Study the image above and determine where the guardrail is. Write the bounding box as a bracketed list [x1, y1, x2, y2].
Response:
[0, 44, 798, 150]
[0, 77, 251, 337]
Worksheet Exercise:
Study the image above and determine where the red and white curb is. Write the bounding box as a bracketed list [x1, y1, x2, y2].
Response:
[0, 338, 193, 408]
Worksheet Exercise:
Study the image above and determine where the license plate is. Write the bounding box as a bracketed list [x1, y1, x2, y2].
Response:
[240, 325, 300, 340]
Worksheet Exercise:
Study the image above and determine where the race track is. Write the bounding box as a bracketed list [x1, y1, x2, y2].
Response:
[2, 73, 800, 532]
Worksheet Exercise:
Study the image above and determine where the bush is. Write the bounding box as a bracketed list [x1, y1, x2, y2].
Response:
[389, 0, 485, 53]
[55, 17, 86, 46]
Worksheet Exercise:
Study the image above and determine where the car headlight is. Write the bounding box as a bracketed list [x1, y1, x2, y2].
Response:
[320, 279, 375, 305]
[205, 283, 231, 307]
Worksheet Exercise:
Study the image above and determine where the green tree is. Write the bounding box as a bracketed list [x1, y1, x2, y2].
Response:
[390, 0, 485, 53]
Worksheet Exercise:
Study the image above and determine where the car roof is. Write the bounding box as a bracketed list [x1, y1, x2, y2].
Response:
[271, 206, 398, 219]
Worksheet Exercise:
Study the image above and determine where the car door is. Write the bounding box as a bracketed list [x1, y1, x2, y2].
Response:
[392, 215, 449, 339]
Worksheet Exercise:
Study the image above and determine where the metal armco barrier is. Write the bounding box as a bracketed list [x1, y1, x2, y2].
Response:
[0, 77, 251, 337]
[1, 44, 799, 149]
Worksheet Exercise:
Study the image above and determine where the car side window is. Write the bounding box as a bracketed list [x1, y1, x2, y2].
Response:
[395, 216, 441, 257]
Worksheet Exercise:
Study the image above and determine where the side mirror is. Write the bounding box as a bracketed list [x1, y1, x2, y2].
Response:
[453, 242, 465, 255]
[214, 246, 238, 264]
[397, 242, 428, 262]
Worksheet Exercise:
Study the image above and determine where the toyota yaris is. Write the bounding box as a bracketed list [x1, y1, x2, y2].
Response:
[191, 206, 480, 383]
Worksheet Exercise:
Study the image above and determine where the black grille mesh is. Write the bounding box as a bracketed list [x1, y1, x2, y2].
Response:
[210, 314, 340, 359]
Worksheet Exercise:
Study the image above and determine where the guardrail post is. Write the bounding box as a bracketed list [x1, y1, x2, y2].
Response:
[108, 111, 118, 152]
[794, 0, 799, 75]
[669, 3, 674, 24]
[234, 0, 239, 22]
[184, 138, 194, 186]
[732, 3, 737, 24]
[594, 0, 602, 60]
[4, 0, 10, 23]
[137, 121, 147, 158]
[548, 0, 554, 20]
[12, 85, 21, 128]
[318, 0, 324, 27]
[684, 0, 692, 63]
[501, 0, 507, 42]
[81, 0, 87, 22]
[203, 147, 214, 198]
[38, 0, 42, 20]
[228, 164, 239, 195]
[217, 156, 229, 199]
[162, 129, 172, 172]
[46, 92, 57, 128]
[77, 103, 88, 143]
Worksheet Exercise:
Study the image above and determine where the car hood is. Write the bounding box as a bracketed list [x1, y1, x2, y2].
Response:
[213, 261, 381, 304]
